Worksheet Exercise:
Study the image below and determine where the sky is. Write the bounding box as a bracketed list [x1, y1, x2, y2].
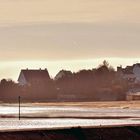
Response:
[0, 0, 140, 80]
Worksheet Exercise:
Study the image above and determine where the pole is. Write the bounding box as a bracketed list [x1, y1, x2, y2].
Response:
[19, 96, 21, 120]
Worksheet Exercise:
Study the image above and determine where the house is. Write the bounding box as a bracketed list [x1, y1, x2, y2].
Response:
[55, 70, 73, 80]
[117, 63, 140, 84]
[18, 69, 51, 86]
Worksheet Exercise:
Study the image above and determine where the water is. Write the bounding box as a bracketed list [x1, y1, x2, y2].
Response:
[0, 104, 139, 131]
[0, 104, 140, 118]
[0, 118, 139, 132]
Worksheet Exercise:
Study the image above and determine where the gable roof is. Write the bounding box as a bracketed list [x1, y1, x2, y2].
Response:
[55, 70, 73, 80]
[18, 69, 51, 84]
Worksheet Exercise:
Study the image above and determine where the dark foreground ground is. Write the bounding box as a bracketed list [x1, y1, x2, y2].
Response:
[0, 126, 140, 140]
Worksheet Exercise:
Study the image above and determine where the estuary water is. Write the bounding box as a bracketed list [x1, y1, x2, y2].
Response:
[0, 104, 140, 118]
[0, 103, 139, 131]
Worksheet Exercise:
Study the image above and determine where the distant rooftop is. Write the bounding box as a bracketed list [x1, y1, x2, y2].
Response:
[55, 70, 73, 80]
[18, 69, 51, 85]
[118, 63, 140, 74]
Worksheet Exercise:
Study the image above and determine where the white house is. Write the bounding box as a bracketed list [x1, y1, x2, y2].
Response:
[133, 64, 140, 83]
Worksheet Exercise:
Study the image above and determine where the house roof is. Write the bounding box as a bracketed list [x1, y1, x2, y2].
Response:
[123, 66, 133, 74]
[55, 70, 73, 80]
[119, 63, 140, 75]
[19, 69, 51, 83]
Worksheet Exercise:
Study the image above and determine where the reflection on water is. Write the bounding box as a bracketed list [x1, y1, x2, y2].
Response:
[0, 104, 139, 131]
[0, 104, 140, 118]
[0, 118, 139, 132]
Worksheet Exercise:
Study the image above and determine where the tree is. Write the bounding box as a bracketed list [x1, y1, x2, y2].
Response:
[97, 60, 115, 74]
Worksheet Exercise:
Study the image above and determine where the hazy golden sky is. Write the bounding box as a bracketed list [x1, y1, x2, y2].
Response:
[0, 0, 140, 24]
[0, 0, 140, 80]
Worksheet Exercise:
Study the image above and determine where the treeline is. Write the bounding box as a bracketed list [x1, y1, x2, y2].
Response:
[0, 61, 128, 102]
[0, 78, 56, 102]
[55, 61, 127, 101]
